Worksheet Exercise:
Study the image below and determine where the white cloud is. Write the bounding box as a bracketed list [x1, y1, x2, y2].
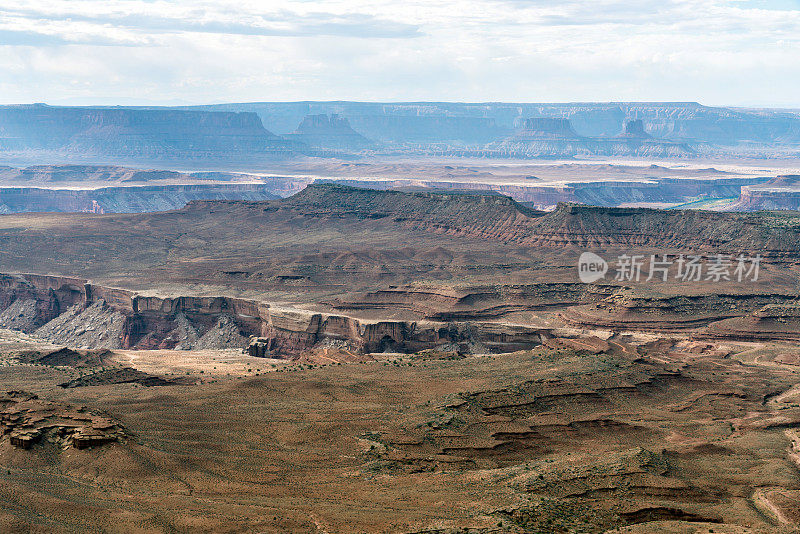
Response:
[0, 0, 798, 106]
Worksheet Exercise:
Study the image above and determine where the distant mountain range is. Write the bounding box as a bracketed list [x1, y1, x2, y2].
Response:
[1, 101, 799, 163]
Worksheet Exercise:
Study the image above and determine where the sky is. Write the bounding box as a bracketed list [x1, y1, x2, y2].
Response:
[0, 0, 799, 107]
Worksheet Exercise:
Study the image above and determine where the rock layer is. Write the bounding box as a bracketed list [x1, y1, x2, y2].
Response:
[0, 273, 551, 357]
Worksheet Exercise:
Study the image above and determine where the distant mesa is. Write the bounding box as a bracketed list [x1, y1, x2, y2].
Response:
[489, 116, 695, 158]
[486, 117, 584, 158]
[620, 119, 651, 138]
[765, 174, 800, 187]
[3, 101, 800, 161]
[0, 104, 302, 161]
[514, 118, 582, 140]
[286, 113, 374, 151]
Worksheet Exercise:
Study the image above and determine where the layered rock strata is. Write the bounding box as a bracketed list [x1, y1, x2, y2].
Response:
[0, 273, 551, 357]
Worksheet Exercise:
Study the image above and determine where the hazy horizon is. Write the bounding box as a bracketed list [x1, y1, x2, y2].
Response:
[1, 100, 799, 111]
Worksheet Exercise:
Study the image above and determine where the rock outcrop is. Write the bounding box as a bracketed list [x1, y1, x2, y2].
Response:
[730, 176, 800, 211]
[621, 119, 650, 138]
[286, 114, 374, 151]
[0, 391, 126, 450]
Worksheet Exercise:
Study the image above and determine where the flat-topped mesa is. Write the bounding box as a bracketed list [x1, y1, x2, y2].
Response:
[284, 182, 540, 215]
[286, 113, 374, 150]
[0, 104, 302, 159]
[516, 117, 581, 139]
[293, 114, 356, 135]
[729, 175, 800, 211]
[279, 183, 544, 240]
[181, 185, 800, 256]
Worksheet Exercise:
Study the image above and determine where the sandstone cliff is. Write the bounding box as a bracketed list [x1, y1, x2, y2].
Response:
[730, 176, 800, 211]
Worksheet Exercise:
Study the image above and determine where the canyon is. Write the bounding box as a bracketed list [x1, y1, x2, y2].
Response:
[2, 182, 800, 532]
[0, 161, 795, 214]
[1, 185, 800, 355]
[2, 103, 800, 533]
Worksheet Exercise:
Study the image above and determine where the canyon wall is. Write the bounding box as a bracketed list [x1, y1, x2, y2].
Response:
[730, 177, 800, 211]
[0, 273, 550, 356]
[0, 184, 282, 213]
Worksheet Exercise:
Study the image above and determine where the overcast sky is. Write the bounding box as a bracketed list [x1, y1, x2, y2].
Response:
[0, 0, 799, 107]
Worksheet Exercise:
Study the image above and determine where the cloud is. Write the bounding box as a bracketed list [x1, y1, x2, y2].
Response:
[0, 0, 798, 106]
[0, 28, 146, 47]
[0, 5, 422, 39]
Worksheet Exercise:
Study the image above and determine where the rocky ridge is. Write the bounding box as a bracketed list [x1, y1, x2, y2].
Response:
[264, 184, 800, 256]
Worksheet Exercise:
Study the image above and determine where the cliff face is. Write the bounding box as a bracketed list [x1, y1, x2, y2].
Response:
[0, 273, 548, 356]
[729, 175, 800, 211]
[0, 104, 302, 160]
